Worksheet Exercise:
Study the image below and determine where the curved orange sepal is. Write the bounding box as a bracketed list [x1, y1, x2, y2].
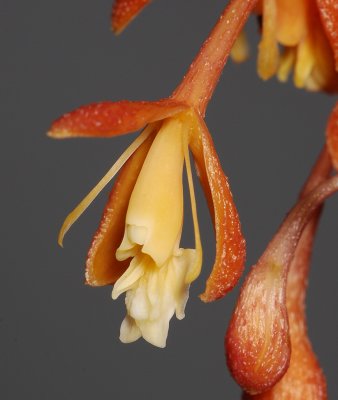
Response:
[190, 116, 246, 302]
[326, 101, 338, 170]
[85, 133, 155, 286]
[112, 0, 151, 34]
[242, 226, 327, 400]
[242, 149, 330, 400]
[48, 100, 186, 139]
[317, 0, 338, 71]
[227, 149, 332, 396]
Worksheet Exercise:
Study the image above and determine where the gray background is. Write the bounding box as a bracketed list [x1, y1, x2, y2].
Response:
[1, 0, 337, 399]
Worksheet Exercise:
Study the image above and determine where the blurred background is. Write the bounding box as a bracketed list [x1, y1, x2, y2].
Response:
[1, 0, 337, 398]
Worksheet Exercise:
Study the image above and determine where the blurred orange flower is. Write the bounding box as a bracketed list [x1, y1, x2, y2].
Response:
[255, 0, 338, 91]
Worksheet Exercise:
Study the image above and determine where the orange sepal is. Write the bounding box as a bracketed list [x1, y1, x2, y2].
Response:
[242, 149, 331, 400]
[317, 0, 338, 71]
[326, 101, 338, 170]
[243, 226, 327, 400]
[48, 100, 187, 139]
[112, 0, 151, 34]
[190, 116, 246, 302]
[85, 132, 155, 286]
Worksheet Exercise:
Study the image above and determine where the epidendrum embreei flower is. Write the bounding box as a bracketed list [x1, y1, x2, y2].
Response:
[49, 0, 258, 348]
[254, 0, 338, 91]
[51, 0, 338, 395]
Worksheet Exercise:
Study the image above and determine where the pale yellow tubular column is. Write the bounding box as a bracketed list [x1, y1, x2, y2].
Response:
[116, 117, 185, 266]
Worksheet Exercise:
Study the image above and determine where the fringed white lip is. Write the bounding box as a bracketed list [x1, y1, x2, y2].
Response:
[113, 250, 195, 348]
[116, 117, 185, 266]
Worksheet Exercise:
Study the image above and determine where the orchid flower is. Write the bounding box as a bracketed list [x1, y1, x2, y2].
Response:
[253, 0, 338, 91]
[49, 0, 258, 348]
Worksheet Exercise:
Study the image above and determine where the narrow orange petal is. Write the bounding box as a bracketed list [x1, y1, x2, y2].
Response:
[190, 116, 246, 302]
[326, 101, 338, 170]
[48, 100, 187, 138]
[317, 0, 338, 71]
[85, 132, 155, 286]
[112, 0, 151, 34]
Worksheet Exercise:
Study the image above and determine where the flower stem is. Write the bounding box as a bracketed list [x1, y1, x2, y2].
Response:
[172, 0, 258, 116]
[262, 164, 336, 272]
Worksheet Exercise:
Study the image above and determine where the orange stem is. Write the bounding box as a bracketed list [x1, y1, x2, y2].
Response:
[172, 0, 257, 116]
